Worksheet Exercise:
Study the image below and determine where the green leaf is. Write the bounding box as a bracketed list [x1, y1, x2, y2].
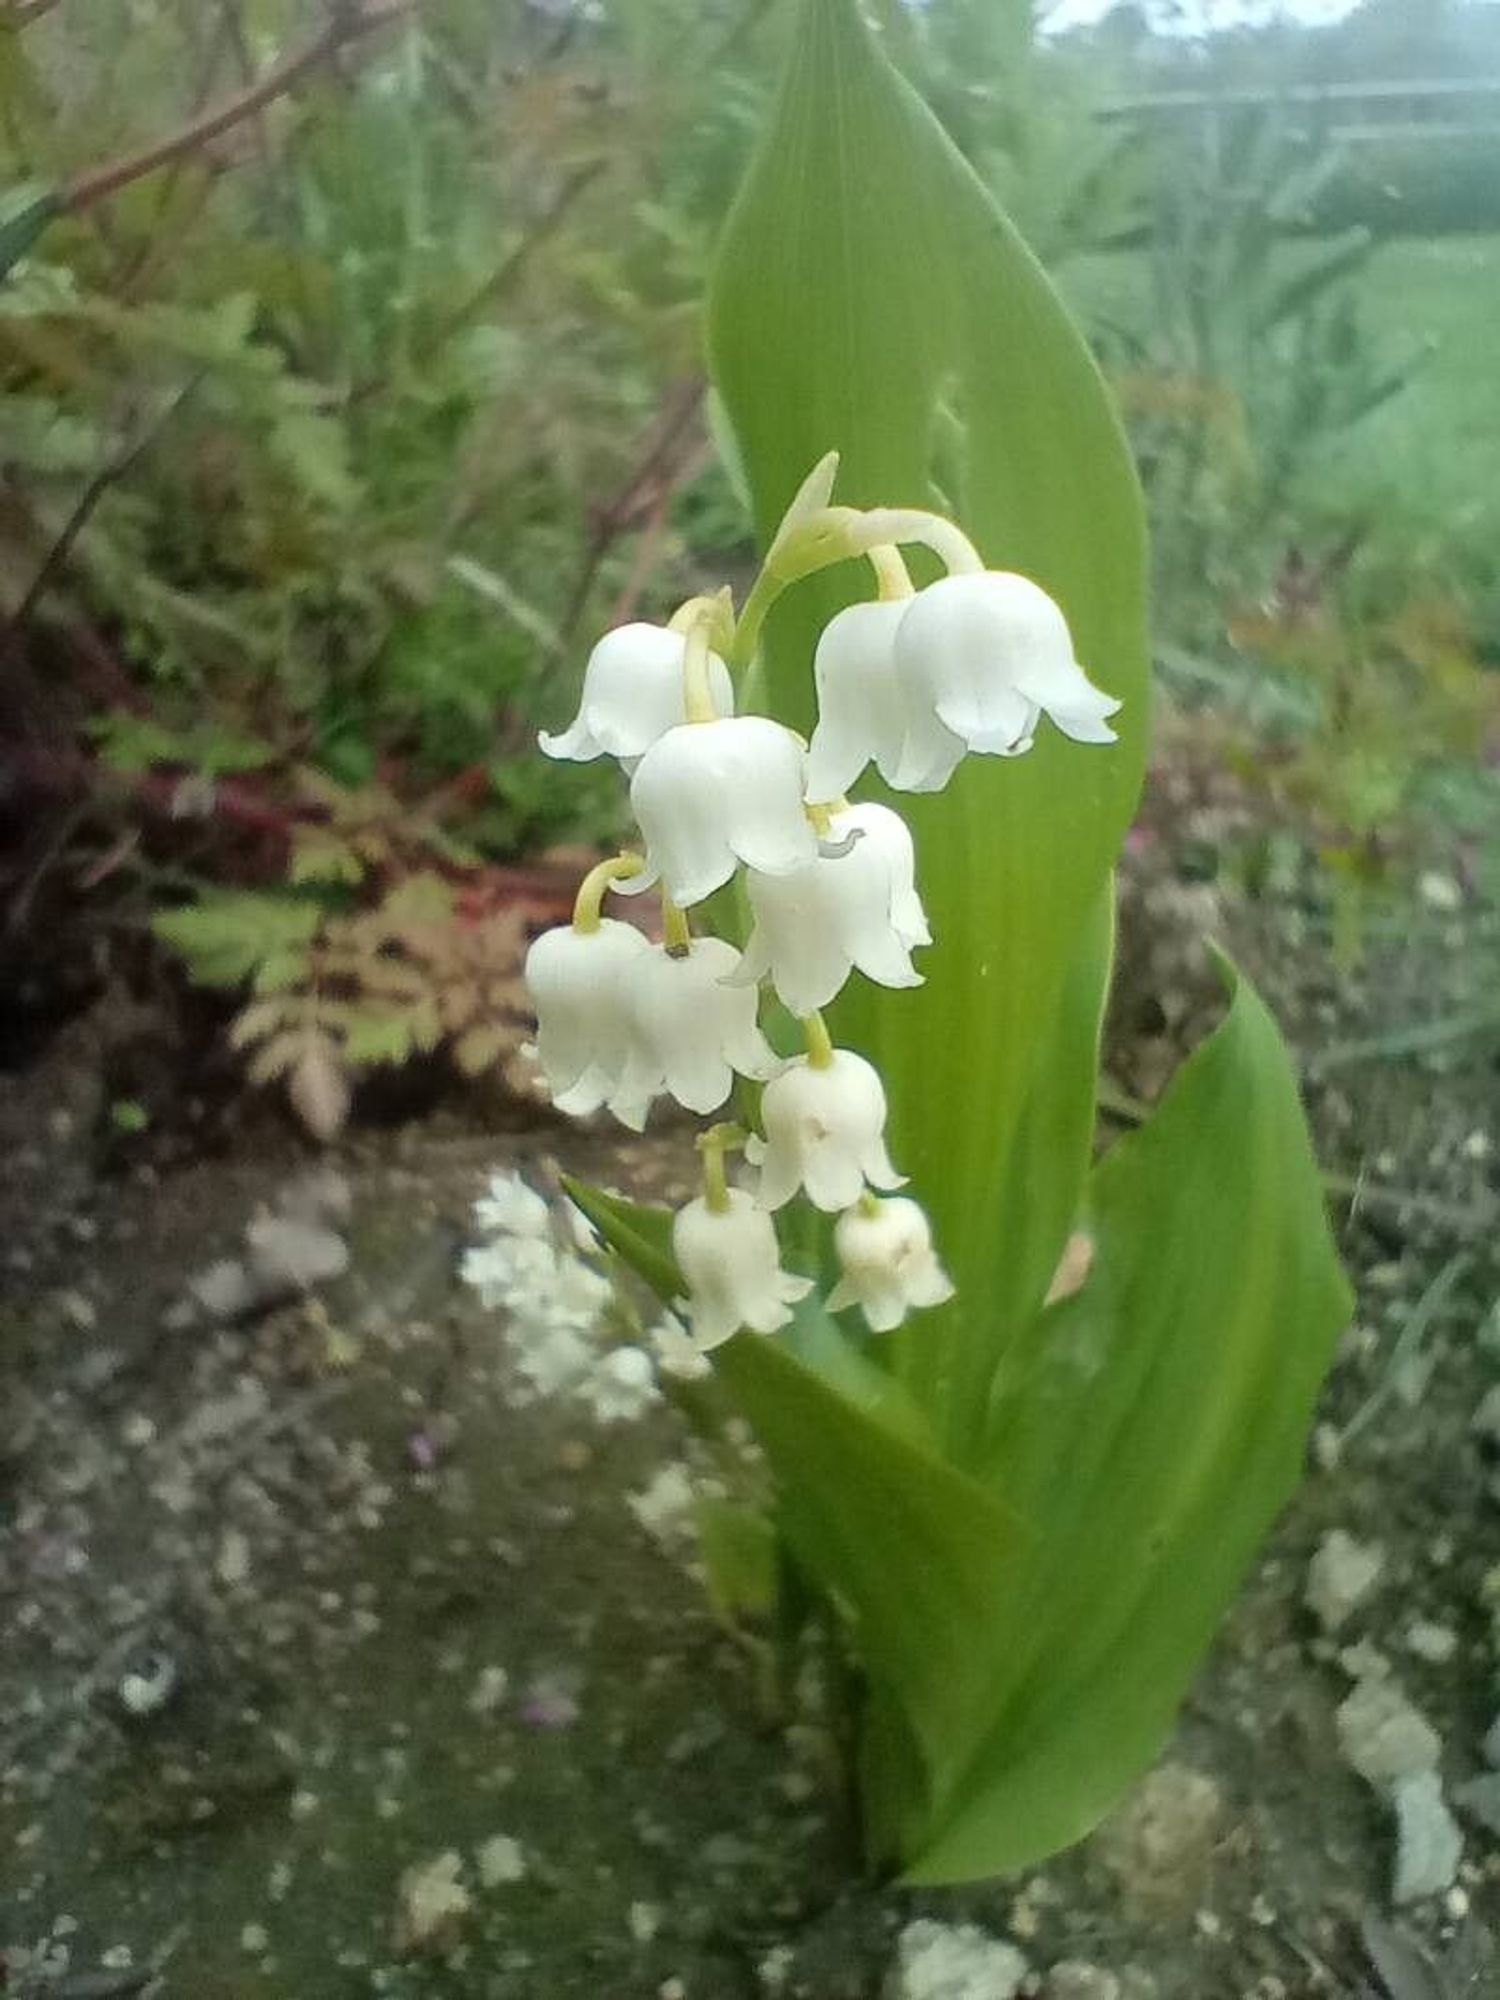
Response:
[905, 961, 1351, 1882]
[342, 1010, 418, 1068]
[694, 1499, 780, 1627]
[0, 184, 58, 278]
[560, 1180, 681, 1302]
[289, 827, 364, 886]
[155, 893, 322, 990]
[377, 871, 457, 927]
[715, 1328, 1016, 1822]
[90, 714, 275, 779]
[708, 0, 1150, 1460]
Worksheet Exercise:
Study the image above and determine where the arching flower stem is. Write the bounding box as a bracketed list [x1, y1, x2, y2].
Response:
[727, 507, 981, 672]
[572, 852, 645, 934]
[856, 507, 984, 577]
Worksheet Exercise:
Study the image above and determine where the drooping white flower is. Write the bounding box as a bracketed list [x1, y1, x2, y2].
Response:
[892, 571, 1120, 783]
[804, 599, 960, 801]
[752, 1049, 905, 1212]
[583, 1345, 659, 1424]
[608, 936, 780, 1131]
[647, 1314, 713, 1382]
[475, 1169, 552, 1240]
[539, 623, 734, 765]
[524, 919, 650, 1115]
[622, 717, 818, 908]
[461, 1230, 613, 1333]
[827, 1196, 955, 1333]
[671, 1189, 814, 1351]
[729, 802, 930, 1015]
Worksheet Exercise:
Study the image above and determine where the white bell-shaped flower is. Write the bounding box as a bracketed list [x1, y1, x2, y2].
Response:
[803, 599, 964, 802]
[672, 1189, 814, 1351]
[524, 918, 650, 1116]
[827, 1196, 955, 1333]
[623, 716, 818, 908]
[539, 622, 734, 765]
[608, 936, 781, 1131]
[729, 803, 931, 1015]
[893, 571, 1120, 782]
[752, 1049, 905, 1212]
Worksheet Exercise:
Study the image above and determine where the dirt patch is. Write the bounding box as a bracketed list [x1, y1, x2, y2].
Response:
[2, 837, 1498, 1998]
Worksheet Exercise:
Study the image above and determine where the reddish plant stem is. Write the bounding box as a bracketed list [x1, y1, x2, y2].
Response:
[58, 1, 412, 217]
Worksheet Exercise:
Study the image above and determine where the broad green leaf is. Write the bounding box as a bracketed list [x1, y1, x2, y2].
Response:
[715, 1326, 1016, 1812]
[560, 1179, 680, 1302]
[694, 1499, 780, 1626]
[563, 1182, 1013, 1797]
[905, 962, 1351, 1881]
[708, 0, 1150, 1456]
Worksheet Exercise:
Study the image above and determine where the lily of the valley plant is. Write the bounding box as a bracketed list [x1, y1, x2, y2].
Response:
[530, 459, 1108, 1346]
[521, 0, 1349, 1891]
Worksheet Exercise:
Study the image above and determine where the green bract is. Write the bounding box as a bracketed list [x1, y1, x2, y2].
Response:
[566, 0, 1351, 1883]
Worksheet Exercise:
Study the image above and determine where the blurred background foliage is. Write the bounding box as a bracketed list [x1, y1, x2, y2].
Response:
[1, 0, 1496, 1115]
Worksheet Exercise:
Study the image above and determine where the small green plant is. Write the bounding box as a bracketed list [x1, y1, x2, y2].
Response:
[530, 0, 1350, 1885]
[1102, 106, 1422, 650]
[154, 776, 534, 1140]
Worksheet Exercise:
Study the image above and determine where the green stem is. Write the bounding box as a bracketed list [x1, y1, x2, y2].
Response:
[572, 852, 643, 933]
[728, 564, 782, 672]
[663, 897, 692, 954]
[867, 542, 915, 601]
[681, 613, 720, 725]
[857, 507, 984, 575]
[697, 1122, 746, 1215]
[800, 1012, 835, 1070]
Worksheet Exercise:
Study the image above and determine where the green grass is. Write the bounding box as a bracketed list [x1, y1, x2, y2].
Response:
[1059, 230, 1500, 606]
[1316, 234, 1500, 548]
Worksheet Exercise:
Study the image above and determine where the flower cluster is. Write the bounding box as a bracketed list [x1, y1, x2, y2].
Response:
[461, 1168, 661, 1420]
[525, 457, 1119, 1359]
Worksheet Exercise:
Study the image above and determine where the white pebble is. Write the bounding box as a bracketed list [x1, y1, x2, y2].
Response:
[1404, 1621, 1458, 1665]
[888, 1918, 1029, 2000]
[1305, 1530, 1384, 1633]
[1391, 1770, 1463, 1904]
[467, 1665, 510, 1718]
[475, 1834, 526, 1888]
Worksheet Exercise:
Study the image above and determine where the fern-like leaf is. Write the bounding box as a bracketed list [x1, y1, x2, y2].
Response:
[155, 893, 321, 990]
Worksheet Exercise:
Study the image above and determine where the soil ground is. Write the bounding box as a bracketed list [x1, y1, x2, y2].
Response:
[2, 819, 1498, 2000]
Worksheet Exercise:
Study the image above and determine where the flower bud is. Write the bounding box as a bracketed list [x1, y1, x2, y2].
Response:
[827, 1196, 955, 1333]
